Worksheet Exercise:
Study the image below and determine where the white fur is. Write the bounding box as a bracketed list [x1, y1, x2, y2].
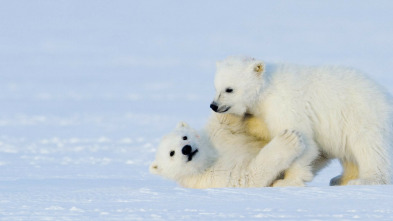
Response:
[150, 115, 305, 188]
[212, 56, 393, 186]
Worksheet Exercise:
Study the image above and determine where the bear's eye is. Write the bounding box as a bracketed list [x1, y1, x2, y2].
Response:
[182, 136, 187, 140]
[225, 88, 233, 93]
[169, 150, 175, 157]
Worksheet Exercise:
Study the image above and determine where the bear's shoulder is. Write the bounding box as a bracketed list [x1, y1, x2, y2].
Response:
[206, 113, 270, 143]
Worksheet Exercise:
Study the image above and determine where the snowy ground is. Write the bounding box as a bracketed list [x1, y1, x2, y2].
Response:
[1, 1, 393, 220]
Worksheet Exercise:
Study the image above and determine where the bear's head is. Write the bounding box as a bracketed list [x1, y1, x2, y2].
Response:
[210, 56, 266, 116]
[149, 122, 216, 181]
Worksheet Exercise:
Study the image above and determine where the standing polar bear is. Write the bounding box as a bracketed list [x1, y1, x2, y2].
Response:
[211, 56, 393, 186]
[150, 113, 305, 188]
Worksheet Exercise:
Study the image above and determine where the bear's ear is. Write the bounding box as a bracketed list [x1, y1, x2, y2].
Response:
[149, 162, 160, 174]
[176, 121, 189, 129]
[253, 62, 264, 74]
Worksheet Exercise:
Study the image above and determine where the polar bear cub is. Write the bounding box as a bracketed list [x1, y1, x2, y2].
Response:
[211, 56, 393, 186]
[150, 114, 305, 188]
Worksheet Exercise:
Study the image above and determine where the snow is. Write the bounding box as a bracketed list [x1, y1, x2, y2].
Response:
[1, 0, 393, 220]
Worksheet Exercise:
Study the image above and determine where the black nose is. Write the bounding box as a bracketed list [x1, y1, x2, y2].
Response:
[210, 102, 218, 112]
[182, 145, 192, 155]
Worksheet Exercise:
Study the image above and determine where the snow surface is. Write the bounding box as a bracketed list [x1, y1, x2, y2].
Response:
[1, 0, 393, 220]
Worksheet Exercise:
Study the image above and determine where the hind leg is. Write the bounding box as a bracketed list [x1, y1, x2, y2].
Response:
[347, 135, 391, 185]
[330, 160, 358, 186]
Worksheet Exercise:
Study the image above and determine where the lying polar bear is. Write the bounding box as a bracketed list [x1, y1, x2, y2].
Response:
[149, 113, 305, 188]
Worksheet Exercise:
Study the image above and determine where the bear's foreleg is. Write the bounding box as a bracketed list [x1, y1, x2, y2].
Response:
[272, 137, 319, 187]
[247, 130, 305, 187]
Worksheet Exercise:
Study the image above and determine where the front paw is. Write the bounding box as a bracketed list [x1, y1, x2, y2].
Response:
[276, 130, 305, 154]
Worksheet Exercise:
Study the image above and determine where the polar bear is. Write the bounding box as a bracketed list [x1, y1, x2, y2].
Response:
[210, 56, 393, 186]
[149, 114, 305, 188]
